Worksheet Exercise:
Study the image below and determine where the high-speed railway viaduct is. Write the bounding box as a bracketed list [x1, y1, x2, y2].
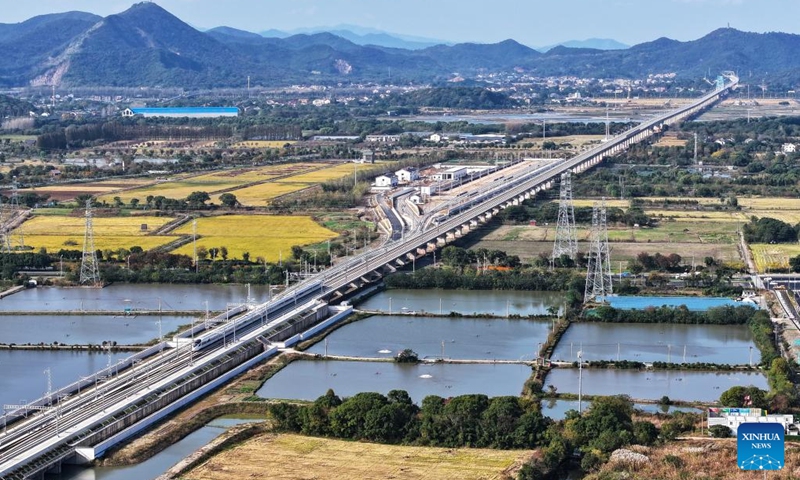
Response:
[0, 77, 736, 479]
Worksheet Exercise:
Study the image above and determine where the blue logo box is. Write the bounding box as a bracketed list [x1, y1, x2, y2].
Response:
[738, 423, 785, 470]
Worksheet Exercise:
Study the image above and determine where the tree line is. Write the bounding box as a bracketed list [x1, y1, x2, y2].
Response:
[36, 121, 302, 150]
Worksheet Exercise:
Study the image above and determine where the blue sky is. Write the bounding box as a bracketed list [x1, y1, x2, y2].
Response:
[2, 0, 798, 47]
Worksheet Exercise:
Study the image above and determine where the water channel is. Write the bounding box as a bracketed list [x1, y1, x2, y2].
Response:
[598, 295, 742, 311]
[546, 369, 768, 402]
[0, 284, 269, 313]
[0, 315, 190, 346]
[257, 360, 532, 403]
[51, 417, 257, 480]
[307, 315, 551, 360]
[358, 289, 565, 317]
[552, 323, 759, 365]
[0, 350, 130, 408]
[540, 399, 702, 421]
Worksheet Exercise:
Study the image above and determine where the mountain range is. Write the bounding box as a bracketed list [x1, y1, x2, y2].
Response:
[1, 2, 799, 89]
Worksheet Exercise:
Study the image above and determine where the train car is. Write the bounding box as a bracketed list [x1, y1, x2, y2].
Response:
[192, 280, 324, 351]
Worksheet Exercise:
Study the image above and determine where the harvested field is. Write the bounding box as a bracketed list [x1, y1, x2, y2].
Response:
[481, 222, 738, 244]
[469, 239, 737, 270]
[170, 215, 337, 262]
[21, 179, 153, 202]
[183, 433, 530, 480]
[98, 164, 319, 204]
[231, 140, 297, 148]
[652, 133, 687, 148]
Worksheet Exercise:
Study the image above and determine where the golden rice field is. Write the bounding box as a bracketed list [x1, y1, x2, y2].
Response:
[98, 164, 318, 204]
[234, 163, 373, 206]
[15, 215, 174, 252]
[183, 433, 529, 480]
[273, 162, 369, 184]
[750, 243, 800, 272]
[231, 140, 297, 148]
[229, 182, 313, 206]
[171, 215, 337, 261]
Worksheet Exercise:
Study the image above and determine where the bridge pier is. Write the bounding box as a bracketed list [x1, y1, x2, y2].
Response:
[437, 236, 448, 246]
[426, 242, 437, 252]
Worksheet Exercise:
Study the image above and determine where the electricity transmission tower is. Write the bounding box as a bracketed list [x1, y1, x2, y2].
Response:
[584, 199, 612, 303]
[552, 171, 577, 263]
[79, 199, 101, 286]
[10, 179, 23, 250]
[0, 197, 10, 253]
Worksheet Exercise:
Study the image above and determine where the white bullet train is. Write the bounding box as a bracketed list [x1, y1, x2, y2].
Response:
[192, 280, 323, 351]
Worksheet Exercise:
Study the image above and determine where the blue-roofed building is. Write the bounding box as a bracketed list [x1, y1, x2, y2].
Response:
[121, 107, 239, 118]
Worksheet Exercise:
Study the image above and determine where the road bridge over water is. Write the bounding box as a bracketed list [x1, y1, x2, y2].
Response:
[0, 78, 737, 479]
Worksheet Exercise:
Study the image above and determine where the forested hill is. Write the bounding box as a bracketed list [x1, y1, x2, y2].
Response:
[0, 95, 35, 117]
[4, 3, 800, 88]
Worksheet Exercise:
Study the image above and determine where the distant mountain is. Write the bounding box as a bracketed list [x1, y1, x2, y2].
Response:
[0, 11, 101, 87]
[259, 28, 290, 39]
[539, 38, 629, 52]
[419, 40, 541, 72]
[323, 30, 440, 50]
[207, 26, 264, 41]
[50, 2, 248, 88]
[261, 24, 449, 49]
[3, 4, 800, 88]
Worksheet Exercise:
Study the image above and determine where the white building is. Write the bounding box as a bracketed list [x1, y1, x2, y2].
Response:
[782, 143, 796, 154]
[365, 134, 401, 143]
[374, 175, 398, 188]
[395, 168, 420, 184]
[707, 408, 794, 436]
[431, 166, 467, 182]
[121, 107, 239, 118]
